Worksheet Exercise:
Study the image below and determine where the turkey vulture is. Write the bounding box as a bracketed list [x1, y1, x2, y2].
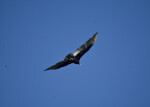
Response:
[44, 32, 98, 71]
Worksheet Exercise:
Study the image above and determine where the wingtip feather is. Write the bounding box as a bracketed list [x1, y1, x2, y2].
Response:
[93, 32, 98, 42]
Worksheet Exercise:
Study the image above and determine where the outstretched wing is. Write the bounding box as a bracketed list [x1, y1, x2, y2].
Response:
[44, 60, 72, 71]
[73, 32, 98, 59]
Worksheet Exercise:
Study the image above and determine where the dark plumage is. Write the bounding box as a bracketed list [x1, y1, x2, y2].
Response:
[44, 32, 98, 71]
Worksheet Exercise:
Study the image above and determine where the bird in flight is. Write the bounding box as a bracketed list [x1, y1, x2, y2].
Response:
[44, 32, 98, 71]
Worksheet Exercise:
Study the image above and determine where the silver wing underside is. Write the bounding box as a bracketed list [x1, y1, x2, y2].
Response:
[73, 32, 98, 59]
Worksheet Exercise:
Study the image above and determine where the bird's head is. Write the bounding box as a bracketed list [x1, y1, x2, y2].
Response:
[74, 60, 80, 65]
[78, 62, 80, 65]
[79, 63, 81, 66]
[77, 61, 81, 65]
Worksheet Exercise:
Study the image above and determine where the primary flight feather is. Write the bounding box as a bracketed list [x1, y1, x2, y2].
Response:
[44, 32, 98, 71]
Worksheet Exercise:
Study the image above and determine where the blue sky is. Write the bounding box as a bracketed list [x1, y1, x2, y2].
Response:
[0, 0, 150, 107]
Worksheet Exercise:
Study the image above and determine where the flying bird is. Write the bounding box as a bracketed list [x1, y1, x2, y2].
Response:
[44, 32, 98, 71]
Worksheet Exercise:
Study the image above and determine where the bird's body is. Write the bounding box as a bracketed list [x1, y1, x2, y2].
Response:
[65, 53, 80, 64]
[44, 32, 98, 71]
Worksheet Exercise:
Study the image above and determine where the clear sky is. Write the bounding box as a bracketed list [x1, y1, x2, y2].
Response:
[0, 0, 150, 107]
